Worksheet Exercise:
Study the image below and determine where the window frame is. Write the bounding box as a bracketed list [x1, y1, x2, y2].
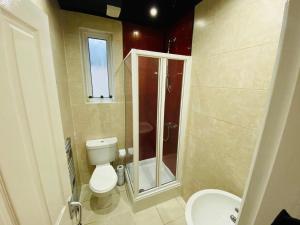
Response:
[80, 28, 113, 102]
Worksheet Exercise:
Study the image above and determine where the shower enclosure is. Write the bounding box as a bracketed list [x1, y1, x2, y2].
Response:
[124, 49, 191, 207]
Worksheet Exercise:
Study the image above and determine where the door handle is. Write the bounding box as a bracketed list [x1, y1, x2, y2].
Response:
[68, 200, 82, 225]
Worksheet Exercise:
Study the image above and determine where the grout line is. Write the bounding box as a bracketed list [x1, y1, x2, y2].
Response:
[175, 197, 186, 209]
[189, 85, 268, 91]
[200, 41, 276, 58]
[189, 111, 260, 131]
[155, 204, 167, 224]
[164, 216, 186, 225]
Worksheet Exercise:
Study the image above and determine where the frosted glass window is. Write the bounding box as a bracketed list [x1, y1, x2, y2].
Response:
[87, 38, 110, 98]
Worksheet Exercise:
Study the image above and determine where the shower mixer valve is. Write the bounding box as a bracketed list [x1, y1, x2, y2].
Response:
[163, 122, 178, 142]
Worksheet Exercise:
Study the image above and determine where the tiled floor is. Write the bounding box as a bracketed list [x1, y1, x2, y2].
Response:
[80, 184, 187, 225]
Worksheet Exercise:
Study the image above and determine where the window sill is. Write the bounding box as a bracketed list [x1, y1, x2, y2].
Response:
[86, 98, 115, 104]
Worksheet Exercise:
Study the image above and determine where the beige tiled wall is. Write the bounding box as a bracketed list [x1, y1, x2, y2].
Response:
[61, 11, 125, 184]
[182, 0, 286, 199]
[30, 0, 80, 188]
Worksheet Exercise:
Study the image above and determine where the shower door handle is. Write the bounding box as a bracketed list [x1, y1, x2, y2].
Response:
[68, 200, 82, 225]
[166, 75, 171, 93]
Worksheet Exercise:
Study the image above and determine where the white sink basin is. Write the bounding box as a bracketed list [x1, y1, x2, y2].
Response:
[185, 189, 241, 225]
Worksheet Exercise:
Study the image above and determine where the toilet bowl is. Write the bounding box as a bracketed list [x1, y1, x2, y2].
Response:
[89, 164, 117, 195]
[86, 137, 118, 207]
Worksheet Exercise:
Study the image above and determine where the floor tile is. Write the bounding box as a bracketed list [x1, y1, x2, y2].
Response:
[81, 202, 108, 224]
[85, 220, 107, 225]
[166, 217, 187, 225]
[176, 197, 186, 208]
[134, 207, 164, 225]
[98, 191, 131, 218]
[106, 211, 135, 225]
[80, 183, 186, 225]
[81, 189, 130, 224]
[156, 198, 185, 224]
[80, 184, 93, 202]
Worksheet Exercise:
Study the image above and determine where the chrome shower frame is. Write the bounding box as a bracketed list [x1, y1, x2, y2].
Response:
[123, 49, 192, 211]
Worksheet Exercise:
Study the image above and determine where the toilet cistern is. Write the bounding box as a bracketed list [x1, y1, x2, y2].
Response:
[86, 137, 118, 195]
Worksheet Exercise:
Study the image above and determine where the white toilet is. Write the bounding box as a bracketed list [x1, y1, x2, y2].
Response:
[86, 137, 118, 202]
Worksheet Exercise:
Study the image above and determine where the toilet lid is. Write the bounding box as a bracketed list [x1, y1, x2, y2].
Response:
[89, 164, 117, 194]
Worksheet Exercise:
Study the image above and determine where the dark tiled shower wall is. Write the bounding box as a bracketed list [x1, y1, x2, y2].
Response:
[122, 10, 194, 57]
[122, 11, 194, 172]
[165, 10, 194, 56]
[122, 22, 165, 57]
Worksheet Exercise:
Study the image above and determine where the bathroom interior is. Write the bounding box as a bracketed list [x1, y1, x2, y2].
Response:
[1, 0, 300, 225]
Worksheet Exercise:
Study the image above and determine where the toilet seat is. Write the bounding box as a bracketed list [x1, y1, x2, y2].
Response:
[89, 164, 117, 194]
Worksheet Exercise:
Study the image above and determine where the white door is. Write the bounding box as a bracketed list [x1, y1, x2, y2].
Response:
[0, 1, 74, 225]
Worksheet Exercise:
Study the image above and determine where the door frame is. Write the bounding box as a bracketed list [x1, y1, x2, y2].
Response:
[0, 173, 18, 225]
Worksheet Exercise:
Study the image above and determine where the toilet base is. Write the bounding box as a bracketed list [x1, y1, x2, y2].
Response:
[89, 190, 114, 210]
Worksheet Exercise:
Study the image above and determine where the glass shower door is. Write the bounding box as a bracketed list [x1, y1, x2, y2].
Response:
[124, 50, 191, 198]
[161, 59, 184, 185]
[138, 56, 160, 192]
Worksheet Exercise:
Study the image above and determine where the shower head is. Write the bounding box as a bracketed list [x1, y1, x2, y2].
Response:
[167, 37, 177, 53]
